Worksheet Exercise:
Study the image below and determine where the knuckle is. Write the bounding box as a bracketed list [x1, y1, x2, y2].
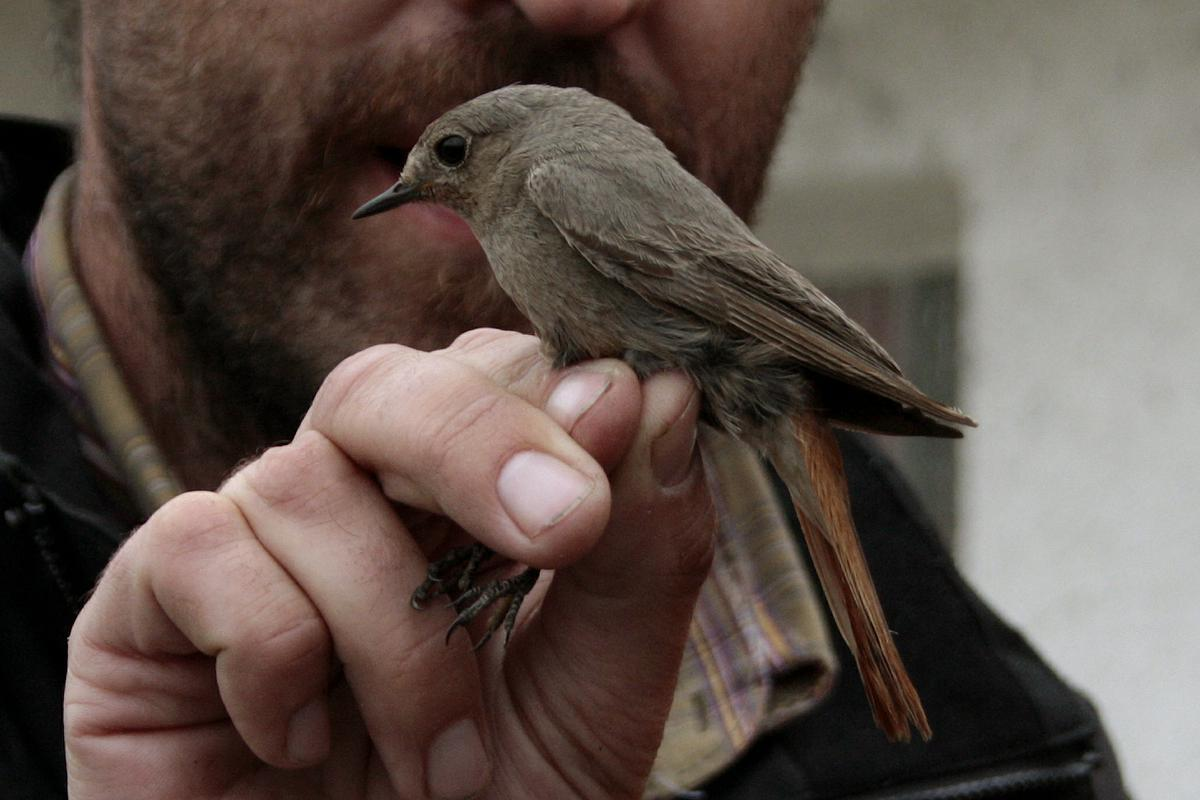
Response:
[232, 431, 352, 515]
[311, 343, 408, 423]
[230, 604, 330, 674]
[444, 328, 548, 394]
[141, 491, 246, 570]
[420, 383, 509, 476]
[445, 327, 535, 356]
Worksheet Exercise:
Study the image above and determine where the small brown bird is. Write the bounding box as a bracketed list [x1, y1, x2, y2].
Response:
[354, 84, 975, 742]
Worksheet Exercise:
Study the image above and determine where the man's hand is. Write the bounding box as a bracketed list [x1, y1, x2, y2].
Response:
[64, 329, 716, 800]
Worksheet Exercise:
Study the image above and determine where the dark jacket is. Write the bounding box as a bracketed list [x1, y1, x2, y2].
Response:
[0, 116, 1128, 799]
[1, 117, 127, 799]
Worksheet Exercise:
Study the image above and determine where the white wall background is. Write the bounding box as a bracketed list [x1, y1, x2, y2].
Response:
[765, 3, 1199, 798]
[4, 1, 1196, 797]
[0, 0, 72, 120]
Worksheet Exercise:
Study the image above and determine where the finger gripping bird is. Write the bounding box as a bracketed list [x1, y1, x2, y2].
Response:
[354, 84, 975, 742]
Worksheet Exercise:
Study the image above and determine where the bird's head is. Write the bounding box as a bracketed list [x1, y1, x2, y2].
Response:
[352, 84, 642, 223]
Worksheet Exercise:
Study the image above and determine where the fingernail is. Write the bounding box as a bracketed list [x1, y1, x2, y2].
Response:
[545, 367, 612, 432]
[427, 718, 490, 799]
[498, 451, 595, 538]
[651, 391, 699, 488]
[286, 696, 330, 765]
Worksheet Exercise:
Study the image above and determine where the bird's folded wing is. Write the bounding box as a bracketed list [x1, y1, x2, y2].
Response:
[526, 156, 974, 428]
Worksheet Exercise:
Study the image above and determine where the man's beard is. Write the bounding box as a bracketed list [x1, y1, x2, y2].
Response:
[94, 10, 799, 450]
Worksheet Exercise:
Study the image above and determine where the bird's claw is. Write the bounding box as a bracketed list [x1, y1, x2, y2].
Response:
[412, 542, 494, 610]
[412, 544, 538, 647]
[443, 567, 540, 648]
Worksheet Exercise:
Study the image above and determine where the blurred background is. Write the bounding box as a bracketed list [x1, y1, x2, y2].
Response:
[3, 1, 1196, 797]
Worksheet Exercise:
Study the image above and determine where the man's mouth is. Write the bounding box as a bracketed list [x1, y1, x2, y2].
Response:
[375, 144, 410, 172]
[363, 142, 476, 244]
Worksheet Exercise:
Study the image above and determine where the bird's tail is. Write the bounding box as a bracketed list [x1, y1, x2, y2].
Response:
[764, 410, 931, 742]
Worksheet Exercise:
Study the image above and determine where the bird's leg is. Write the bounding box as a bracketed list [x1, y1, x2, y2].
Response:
[445, 567, 540, 649]
[411, 542, 496, 610]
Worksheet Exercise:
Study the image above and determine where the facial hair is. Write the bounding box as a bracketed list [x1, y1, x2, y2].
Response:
[92, 8, 806, 452]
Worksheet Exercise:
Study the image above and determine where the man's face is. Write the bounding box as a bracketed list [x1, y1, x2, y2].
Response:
[86, 1, 821, 442]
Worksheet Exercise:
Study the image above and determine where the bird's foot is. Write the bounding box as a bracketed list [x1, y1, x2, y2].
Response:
[445, 567, 540, 650]
[411, 542, 495, 611]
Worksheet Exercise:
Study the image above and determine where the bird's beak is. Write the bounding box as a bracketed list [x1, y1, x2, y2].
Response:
[351, 179, 426, 219]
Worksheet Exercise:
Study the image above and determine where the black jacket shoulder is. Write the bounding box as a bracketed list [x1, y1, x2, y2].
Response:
[0, 115, 124, 800]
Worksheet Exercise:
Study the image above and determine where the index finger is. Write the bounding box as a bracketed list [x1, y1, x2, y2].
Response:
[298, 332, 642, 568]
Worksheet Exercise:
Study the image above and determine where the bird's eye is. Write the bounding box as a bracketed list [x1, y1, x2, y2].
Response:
[434, 134, 469, 167]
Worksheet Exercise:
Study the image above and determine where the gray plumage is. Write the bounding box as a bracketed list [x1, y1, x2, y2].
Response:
[354, 84, 976, 741]
[366, 85, 971, 443]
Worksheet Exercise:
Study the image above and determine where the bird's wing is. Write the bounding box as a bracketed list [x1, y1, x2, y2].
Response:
[526, 154, 974, 429]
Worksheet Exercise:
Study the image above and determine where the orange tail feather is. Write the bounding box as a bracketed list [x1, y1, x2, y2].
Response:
[766, 411, 930, 742]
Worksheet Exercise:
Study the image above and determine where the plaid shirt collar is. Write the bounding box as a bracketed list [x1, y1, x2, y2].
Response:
[28, 170, 835, 797]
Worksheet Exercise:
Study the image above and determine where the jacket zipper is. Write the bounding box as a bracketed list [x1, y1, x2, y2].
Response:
[852, 750, 1101, 800]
